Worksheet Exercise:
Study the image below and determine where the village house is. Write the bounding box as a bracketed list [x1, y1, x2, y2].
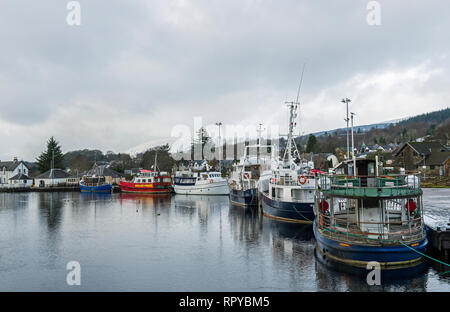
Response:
[9, 173, 33, 188]
[35, 168, 78, 187]
[394, 141, 450, 176]
[0, 157, 31, 186]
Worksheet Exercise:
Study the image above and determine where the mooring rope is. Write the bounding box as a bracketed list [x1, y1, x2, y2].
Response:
[321, 227, 450, 268]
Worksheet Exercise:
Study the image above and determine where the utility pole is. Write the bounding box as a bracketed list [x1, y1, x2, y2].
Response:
[342, 98, 351, 160]
[215, 122, 222, 172]
[351, 112, 356, 176]
[51, 150, 54, 187]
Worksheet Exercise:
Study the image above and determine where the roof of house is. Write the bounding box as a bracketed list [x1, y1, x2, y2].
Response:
[0, 160, 29, 172]
[9, 173, 32, 180]
[36, 168, 73, 179]
[424, 151, 450, 166]
[395, 141, 446, 157]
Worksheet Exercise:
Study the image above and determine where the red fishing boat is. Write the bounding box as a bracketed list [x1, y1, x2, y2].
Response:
[118, 169, 173, 194]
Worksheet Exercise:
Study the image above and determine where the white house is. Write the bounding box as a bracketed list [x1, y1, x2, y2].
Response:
[0, 158, 30, 186]
[35, 168, 78, 187]
[9, 173, 33, 188]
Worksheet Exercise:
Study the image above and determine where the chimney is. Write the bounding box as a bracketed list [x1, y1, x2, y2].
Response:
[13, 156, 18, 162]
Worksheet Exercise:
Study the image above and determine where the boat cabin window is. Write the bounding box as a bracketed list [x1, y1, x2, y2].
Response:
[368, 162, 375, 176]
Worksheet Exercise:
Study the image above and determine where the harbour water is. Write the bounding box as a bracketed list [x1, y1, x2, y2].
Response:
[0, 189, 449, 291]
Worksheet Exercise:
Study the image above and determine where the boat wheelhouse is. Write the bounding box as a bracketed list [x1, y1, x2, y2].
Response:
[229, 138, 272, 207]
[261, 102, 317, 223]
[119, 169, 173, 194]
[314, 158, 428, 269]
[80, 163, 112, 193]
[174, 162, 229, 195]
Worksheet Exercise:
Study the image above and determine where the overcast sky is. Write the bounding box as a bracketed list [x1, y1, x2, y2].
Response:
[1, 0, 449, 160]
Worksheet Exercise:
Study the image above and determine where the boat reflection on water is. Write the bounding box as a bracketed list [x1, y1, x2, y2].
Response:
[119, 192, 172, 218]
[265, 218, 316, 273]
[173, 194, 229, 226]
[314, 246, 428, 291]
[79, 191, 112, 202]
[267, 220, 314, 241]
[228, 204, 262, 245]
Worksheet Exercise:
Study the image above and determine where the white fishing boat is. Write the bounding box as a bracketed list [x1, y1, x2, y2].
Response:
[174, 161, 229, 195]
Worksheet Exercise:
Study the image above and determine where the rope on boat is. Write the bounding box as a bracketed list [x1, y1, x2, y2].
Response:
[438, 270, 450, 276]
[292, 205, 312, 222]
[321, 227, 450, 268]
[398, 241, 450, 268]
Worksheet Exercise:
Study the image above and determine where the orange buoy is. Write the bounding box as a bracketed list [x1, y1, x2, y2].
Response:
[298, 175, 307, 184]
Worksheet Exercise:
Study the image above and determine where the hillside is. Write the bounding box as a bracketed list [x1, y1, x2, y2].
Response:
[297, 107, 450, 154]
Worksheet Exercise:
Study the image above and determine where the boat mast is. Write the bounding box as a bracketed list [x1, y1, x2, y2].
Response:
[256, 123, 265, 164]
[282, 65, 304, 166]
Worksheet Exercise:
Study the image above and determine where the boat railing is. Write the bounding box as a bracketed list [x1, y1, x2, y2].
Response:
[316, 211, 425, 244]
[318, 173, 421, 197]
[271, 175, 316, 187]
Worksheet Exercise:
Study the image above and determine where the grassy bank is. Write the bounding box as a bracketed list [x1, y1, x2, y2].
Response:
[422, 177, 450, 188]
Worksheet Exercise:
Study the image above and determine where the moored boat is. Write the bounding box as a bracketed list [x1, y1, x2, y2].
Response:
[119, 169, 173, 194]
[314, 158, 428, 269]
[261, 102, 317, 223]
[228, 127, 272, 207]
[174, 161, 229, 195]
[80, 163, 112, 193]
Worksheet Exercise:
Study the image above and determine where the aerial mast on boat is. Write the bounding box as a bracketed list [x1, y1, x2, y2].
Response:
[282, 64, 304, 166]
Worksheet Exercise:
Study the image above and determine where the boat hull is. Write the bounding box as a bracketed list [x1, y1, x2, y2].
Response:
[174, 181, 229, 195]
[80, 182, 112, 193]
[261, 192, 314, 223]
[118, 181, 173, 194]
[229, 188, 258, 206]
[313, 220, 428, 268]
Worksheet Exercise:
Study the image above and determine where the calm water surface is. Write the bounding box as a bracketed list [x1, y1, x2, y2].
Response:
[0, 189, 449, 291]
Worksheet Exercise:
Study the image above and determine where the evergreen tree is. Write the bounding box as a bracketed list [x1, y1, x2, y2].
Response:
[36, 137, 64, 173]
[305, 134, 317, 153]
[141, 144, 175, 172]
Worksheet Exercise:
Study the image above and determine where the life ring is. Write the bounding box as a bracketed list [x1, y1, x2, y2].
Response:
[210, 179, 214, 183]
[405, 199, 416, 213]
[243, 173, 250, 179]
[319, 200, 329, 213]
[298, 175, 307, 184]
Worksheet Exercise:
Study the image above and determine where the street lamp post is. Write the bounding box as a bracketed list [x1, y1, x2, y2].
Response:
[342, 98, 351, 160]
[215, 122, 223, 172]
[351, 112, 356, 176]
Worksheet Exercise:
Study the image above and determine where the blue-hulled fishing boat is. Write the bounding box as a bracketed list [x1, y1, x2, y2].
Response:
[260, 102, 317, 223]
[80, 163, 112, 193]
[314, 158, 428, 269]
[228, 125, 272, 207]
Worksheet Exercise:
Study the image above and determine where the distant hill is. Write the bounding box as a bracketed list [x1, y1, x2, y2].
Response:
[297, 107, 450, 154]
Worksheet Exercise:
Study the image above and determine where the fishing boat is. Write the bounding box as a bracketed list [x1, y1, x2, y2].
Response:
[260, 102, 317, 223]
[314, 157, 428, 269]
[80, 163, 112, 193]
[174, 161, 229, 195]
[119, 169, 173, 194]
[229, 126, 272, 206]
[118, 154, 173, 194]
